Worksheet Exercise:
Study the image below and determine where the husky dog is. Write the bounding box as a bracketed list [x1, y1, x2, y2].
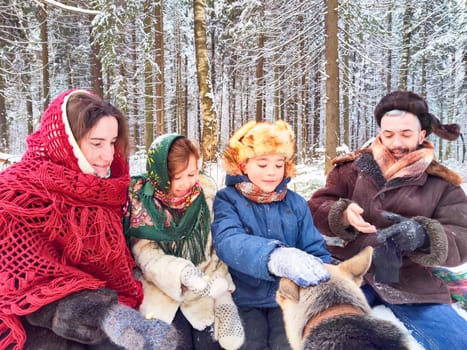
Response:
[276, 246, 409, 350]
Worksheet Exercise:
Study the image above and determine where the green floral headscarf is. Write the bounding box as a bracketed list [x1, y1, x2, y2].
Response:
[125, 134, 210, 265]
[146, 134, 180, 191]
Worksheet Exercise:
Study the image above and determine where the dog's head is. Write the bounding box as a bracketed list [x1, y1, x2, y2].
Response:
[276, 246, 374, 350]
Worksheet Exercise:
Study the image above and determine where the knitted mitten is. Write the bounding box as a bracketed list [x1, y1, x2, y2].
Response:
[214, 293, 245, 350]
[101, 304, 178, 350]
[181, 266, 229, 298]
[26, 288, 117, 345]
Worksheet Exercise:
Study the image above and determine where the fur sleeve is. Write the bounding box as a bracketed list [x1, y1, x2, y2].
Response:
[328, 199, 359, 241]
[408, 216, 448, 267]
[132, 238, 193, 301]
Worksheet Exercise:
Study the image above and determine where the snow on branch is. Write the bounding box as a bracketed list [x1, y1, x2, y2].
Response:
[37, 0, 100, 16]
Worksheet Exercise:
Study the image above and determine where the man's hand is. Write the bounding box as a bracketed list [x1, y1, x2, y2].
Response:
[343, 203, 377, 233]
[377, 211, 428, 252]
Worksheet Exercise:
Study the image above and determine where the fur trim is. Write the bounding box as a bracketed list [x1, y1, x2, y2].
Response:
[328, 199, 359, 240]
[331, 148, 372, 166]
[333, 150, 462, 187]
[408, 216, 448, 267]
[426, 160, 463, 186]
[222, 120, 296, 177]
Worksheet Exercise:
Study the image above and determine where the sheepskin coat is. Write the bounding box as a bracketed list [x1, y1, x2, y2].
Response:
[130, 175, 234, 330]
[309, 150, 467, 304]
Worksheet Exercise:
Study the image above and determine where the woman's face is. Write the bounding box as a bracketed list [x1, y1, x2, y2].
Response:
[79, 116, 118, 177]
[169, 154, 199, 197]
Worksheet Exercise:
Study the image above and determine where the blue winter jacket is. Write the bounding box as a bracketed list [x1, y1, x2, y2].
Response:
[211, 175, 331, 308]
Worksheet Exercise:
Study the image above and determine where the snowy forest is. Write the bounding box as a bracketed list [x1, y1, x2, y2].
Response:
[1, 0, 466, 174]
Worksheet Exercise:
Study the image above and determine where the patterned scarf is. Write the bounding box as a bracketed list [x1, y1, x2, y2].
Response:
[232, 175, 289, 203]
[371, 135, 434, 181]
[125, 134, 210, 266]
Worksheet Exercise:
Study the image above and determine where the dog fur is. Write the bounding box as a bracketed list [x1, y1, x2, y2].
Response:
[276, 246, 409, 350]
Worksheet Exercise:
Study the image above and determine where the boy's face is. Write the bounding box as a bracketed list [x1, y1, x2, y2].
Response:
[241, 154, 285, 193]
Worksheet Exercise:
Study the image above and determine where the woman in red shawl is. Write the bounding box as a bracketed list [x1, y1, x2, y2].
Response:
[0, 89, 178, 349]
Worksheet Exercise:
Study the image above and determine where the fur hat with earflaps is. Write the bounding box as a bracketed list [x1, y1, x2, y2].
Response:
[222, 119, 297, 177]
[374, 91, 461, 141]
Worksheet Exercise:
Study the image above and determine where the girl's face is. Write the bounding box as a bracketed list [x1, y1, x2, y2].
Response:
[241, 154, 285, 192]
[78, 116, 118, 177]
[169, 154, 199, 197]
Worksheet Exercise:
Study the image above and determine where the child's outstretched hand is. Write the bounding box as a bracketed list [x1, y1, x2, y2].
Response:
[180, 265, 229, 298]
[267, 247, 330, 287]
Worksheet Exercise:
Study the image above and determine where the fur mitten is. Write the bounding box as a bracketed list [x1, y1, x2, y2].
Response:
[26, 288, 117, 344]
[214, 293, 245, 350]
[101, 303, 178, 350]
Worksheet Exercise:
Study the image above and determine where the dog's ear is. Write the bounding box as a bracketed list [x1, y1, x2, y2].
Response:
[338, 246, 373, 286]
[276, 278, 300, 302]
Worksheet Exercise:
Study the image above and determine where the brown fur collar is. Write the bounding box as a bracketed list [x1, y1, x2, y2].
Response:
[332, 149, 462, 186]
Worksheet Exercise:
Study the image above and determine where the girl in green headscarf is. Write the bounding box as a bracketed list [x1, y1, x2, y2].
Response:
[125, 134, 244, 350]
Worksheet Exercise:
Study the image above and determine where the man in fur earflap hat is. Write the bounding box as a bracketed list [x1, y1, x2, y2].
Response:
[309, 90, 467, 349]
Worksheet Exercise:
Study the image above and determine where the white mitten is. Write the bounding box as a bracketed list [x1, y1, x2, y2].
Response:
[268, 247, 330, 287]
[214, 293, 245, 350]
[180, 266, 229, 298]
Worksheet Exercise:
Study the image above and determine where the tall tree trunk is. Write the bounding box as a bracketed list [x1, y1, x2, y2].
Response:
[342, 20, 349, 148]
[210, 0, 216, 93]
[312, 54, 321, 156]
[39, 4, 50, 110]
[176, 18, 185, 135]
[420, 2, 428, 97]
[184, 54, 189, 135]
[324, 0, 339, 175]
[155, 0, 165, 135]
[255, 31, 265, 122]
[144, 0, 155, 149]
[273, 54, 280, 120]
[194, 0, 217, 162]
[0, 70, 8, 152]
[386, 11, 393, 93]
[399, 0, 412, 90]
[89, 17, 103, 97]
[131, 27, 141, 148]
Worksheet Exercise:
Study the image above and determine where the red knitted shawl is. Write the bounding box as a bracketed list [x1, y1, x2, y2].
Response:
[0, 90, 143, 350]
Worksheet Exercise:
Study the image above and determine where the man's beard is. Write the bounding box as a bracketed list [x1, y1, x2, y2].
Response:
[389, 147, 410, 160]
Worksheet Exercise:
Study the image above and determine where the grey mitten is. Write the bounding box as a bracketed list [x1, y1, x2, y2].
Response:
[378, 211, 428, 252]
[26, 288, 117, 344]
[101, 303, 178, 350]
[268, 247, 330, 287]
